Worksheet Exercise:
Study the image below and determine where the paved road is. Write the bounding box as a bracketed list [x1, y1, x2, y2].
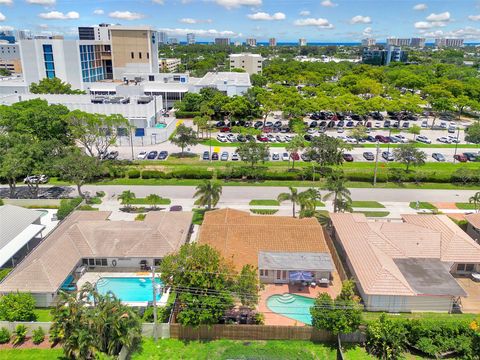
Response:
[81, 185, 477, 202]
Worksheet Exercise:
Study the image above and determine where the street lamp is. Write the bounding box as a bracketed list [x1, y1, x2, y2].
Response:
[453, 127, 460, 163]
[373, 140, 380, 187]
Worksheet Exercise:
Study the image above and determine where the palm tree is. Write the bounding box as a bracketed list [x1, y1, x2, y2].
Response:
[118, 190, 136, 209]
[469, 191, 480, 213]
[277, 186, 301, 218]
[146, 193, 162, 209]
[298, 188, 320, 214]
[323, 171, 352, 213]
[194, 180, 222, 210]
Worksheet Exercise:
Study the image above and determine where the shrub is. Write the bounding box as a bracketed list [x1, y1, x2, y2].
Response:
[95, 191, 106, 198]
[175, 111, 202, 118]
[12, 324, 27, 346]
[0, 268, 12, 281]
[127, 169, 141, 179]
[0, 292, 36, 322]
[366, 314, 406, 360]
[0, 198, 3, 206]
[170, 169, 213, 179]
[250, 209, 278, 215]
[77, 205, 98, 211]
[0, 327, 10, 344]
[135, 213, 146, 221]
[141, 170, 165, 179]
[32, 327, 45, 345]
[57, 197, 83, 220]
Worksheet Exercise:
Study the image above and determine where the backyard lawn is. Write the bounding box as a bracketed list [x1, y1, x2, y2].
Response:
[0, 348, 64, 360]
[455, 202, 477, 210]
[33, 308, 53, 322]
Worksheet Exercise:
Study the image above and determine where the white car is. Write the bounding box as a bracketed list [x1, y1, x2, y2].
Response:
[217, 134, 227, 142]
[437, 136, 451, 144]
[421, 120, 428, 128]
[374, 121, 381, 128]
[285, 135, 293, 142]
[447, 135, 460, 144]
[416, 135, 431, 144]
[440, 122, 447, 129]
[137, 151, 148, 160]
[282, 152, 289, 161]
[226, 133, 237, 142]
[267, 134, 277, 143]
[307, 128, 316, 134]
[337, 127, 344, 133]
[231, 153, 239, 161]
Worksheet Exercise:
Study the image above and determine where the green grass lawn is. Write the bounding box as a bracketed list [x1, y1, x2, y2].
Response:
[0, 348, 64, 359]
[351, 201, 385, 208]
[353, 211, 390, 217]
[455, 202, 477, 210]
[249, 199, 280, 206]
[131, 338, 337, 360]
[33, 308, 53, 322]
[343, 344, 375, 359]
[129, 197, 172, 205]
[192, 208, 207, 225]
[409, 201, 437, 210]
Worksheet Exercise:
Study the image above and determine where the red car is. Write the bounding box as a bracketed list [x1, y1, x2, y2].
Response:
[256, 134, 268, 142]
[220, 127, 231, 132]
[290, 152, 300, 161]
[375, 135, 389, 143]
[343, 153, 354, 162]
[454, 154, 468, 162]
[262, 126, 273, 133]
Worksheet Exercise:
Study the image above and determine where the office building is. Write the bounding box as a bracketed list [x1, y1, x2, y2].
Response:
[168, 37, 179, 45]
[387, 38, 410, 47]
[158, 31, 168, 45]
[78, 24, 111, 42]
[229, 53, 263, 75]
[0, 43, 22, 73]
[299, 38, 307, 46]
[186, 33, 195, 45]
[435, 38, 464, 48]
[269, 38, 277, 47]
[16, 30, 33, 40]
[215, 38, 230, 46]
[160, 58, 181, 72]
[362, 46, 407, 66]
[410, 37, 426, 48]
[246, 38, 257, 47]
[361, 38, 376, 47]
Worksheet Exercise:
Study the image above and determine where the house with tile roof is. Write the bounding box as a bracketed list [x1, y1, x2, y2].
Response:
[0, 210, 192, 307]
[330, 213, 480, 313]
[465, 213, 480, 243]
[198, 209, 335, 285]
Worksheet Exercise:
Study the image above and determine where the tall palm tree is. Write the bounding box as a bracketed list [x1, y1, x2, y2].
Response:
[298, 188, 320, 214]
[469, 191, 480, 213]
[323, 171, 352, 213]
[277, 186, 301, 218]
[118, 190, 136, 209]
[146, 193, 162, 209]
[194, 180, 222, 210]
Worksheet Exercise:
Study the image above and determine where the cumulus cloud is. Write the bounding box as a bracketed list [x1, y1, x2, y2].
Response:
[179, 18, 212, 24]
[39, 11, 79, 20]
[415, 11, 451, 30]
[0, 25, 13, 31]
[420, 26, 480, 39]
[426, 11, 450, 22]
[0, 12, 5, 21]
[158, 27, 239, 38]
[469, 14, 480, 21]
[413, 3, 427, 11]
[214, 0, 261, 9]
[93, 9, 104, 15]
[321, 0, 337, 7]
[414, 21, 433, 29]
[299, 10, 310, 16]
[294, 17, 334, 29]
[350, 15, 371, 24]
[109, 11, 144, 20]
[27, 0, 56, 5]
[247, 12, 285, 21]
[0, 0, 13, 5]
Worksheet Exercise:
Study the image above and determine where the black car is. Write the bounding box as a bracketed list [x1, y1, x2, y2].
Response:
[157, 151, 168, 160]
[463, 152, 478, 161]
[384, 120, 391, 128]
[202, 151, 210, 160]
[346, 121, 354, 128]
[215, 121, 225, 127]
[169, 205, 183, 211]
[246, 134, 255, 142]
[237, 134, 247, 142]
[363, 152, 375, 161]
[211, 152, 219, 160]
[327, 120, 335, 128]
[253, 121, 263, 129]
[274, 121, 282, 128]
[304, 134, 312, 141]
[301, 153, 311, 162]
[147, 151, 158, 159]
[309, 121, 317, 128]
[366, 135, 376, 142]
[337, 120, 345, 127]
[319, 121, 327, 127]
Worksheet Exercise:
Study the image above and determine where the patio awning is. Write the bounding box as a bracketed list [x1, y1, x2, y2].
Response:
[289, 271, 313, 281]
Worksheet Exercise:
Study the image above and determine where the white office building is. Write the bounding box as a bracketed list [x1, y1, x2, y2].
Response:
[299, 38, 307, 46]
[246, 38, 257, 47]
[229, 53, 263, 75]
[187, 33, 195, 45]
[435, 38, 464, 47]
[158, 31, 168, 44]
[189, 72, 251, 96]
[361, 38, 376, 47]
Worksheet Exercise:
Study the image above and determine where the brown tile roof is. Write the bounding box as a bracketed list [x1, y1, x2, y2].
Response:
[330, 213, 480, 297]
[465, 213, 480, 230]
[0, 211, 192, 293]
[197, 208, 330, 270]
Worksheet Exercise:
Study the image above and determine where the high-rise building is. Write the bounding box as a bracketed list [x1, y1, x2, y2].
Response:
[299, 38, 307, 46]
[229, 53, 263, 75]
[246, 38, 257, 47]
[168, 38, 179, 45]
[16, 30, 33, 40]
[215, 38, 230, 46]
[158, 31, 168, 44]
[362, 46, 408, 66]
[387, 38, 410, 47]
[186, 33, 195, 45]
[269, 38, 277, 47]
[361, 38, 376, 47]
[410, 38, 426, 48]
[435, 38, 464, 47]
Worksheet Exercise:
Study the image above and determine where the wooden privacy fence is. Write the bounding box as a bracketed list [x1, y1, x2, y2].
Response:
[323, 228, 347, 281]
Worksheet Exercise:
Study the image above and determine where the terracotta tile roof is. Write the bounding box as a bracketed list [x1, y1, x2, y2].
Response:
[198, 209, 330, 270]
[0, 211, 192, 293]
[465, 213, 480, 230]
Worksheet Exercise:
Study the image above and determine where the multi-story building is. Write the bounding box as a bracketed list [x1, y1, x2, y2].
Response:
[215, 38, 230, 46]
[361, 38, 376, 47]
[386, 38, 410, 47]
[78, 24, 111, 42]
[160, 58, 181, 72]
[229, 53, 263, 75]
[410, 37, 426, 48]
[168, 38, 179, 45]
[362, 46, 408, 66]
[186, 33, 195, 45]
[158, 31, 168, 45]
[435, 38, 464, 48]
[16, 30, 33, 40]
[246, 38, 257, 47]
[299, 38, 307, 46]
[269, 37, 277, 47]
[0, 43, 22, 73]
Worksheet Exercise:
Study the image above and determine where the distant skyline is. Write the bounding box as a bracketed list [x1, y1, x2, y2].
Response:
[0, 0, 479, 42]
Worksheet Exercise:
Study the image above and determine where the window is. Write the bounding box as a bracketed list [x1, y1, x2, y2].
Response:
[131, 52, 134, 59]
[88, 258, 95, 266]
[457, 264, 474, 272]
[466, 264, 475, 272]
[149, 75, 154, 81]
[139, 52, 142, 59]
[147, 52, 149, 59]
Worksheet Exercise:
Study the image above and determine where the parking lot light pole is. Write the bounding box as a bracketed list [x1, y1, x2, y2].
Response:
[453, 127, 460, 163]
[373, 141, 380, 187]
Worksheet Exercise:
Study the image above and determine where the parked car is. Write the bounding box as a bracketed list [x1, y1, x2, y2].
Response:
[432, 153, 445, 162]
[375, 135, 389, 143]
[402, 121, 410, 129]
[363, 152, 375, 161]
[253, 121, 263, 129]
[384, 120, 391, 128]
[147, 151, 158, 159]
[231, 153, 240, 161]
[267, 134, 277, 142]
[421, 120, 428, 128]
[137, 151, 148, 160]
[448, 126, 456, 134]
[454, 154, 468, 162]
[463, 152, 478, 161]
[346, 121, 354, 128]
[290, 152, 300, 161]
[276, 135, 285, 142]
[343, 153, 354, 162]
[374, 121, 381, 128]
[227, 133, 237, 142]
[437, 136, 451, 144]
[211, 152, 219, 161]
[282, 153, 289, 161]
[237, 134, 246, 142]
[202, 151, 210, 161]
[301, 153, 311, 162]
[272, 152, 280, 161]
[24, 175, 49, 184]
[169, 205, 183, 211]
[220, 151, 229, 161]
[309, 121, 318, 128]
[220, 127, 231, 133]
[217, 134, 227, 142]
[382, 151, 394, 161]
[256, 134, 268, 142]
[157, 151, 168, 160]
[416, 135, 431, 144]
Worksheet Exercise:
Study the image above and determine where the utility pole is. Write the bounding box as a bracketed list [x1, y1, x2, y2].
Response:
[151, 266, 158, 342]
[453, 127, 460, 163]
[373, 141, 380, 187]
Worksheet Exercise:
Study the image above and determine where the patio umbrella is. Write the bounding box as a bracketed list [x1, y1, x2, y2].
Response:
[289, 271, 313, 281]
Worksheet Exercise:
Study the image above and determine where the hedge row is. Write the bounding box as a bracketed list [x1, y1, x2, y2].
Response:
[57, 197, 83, 220]
[175, 111, 202, 118]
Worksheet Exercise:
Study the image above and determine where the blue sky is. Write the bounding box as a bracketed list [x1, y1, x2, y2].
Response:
[0, 0, 479, 42]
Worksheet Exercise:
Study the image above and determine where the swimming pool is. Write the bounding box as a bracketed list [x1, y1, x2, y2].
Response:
[95, 277, 163, 303]
[266, 294, 315, 325]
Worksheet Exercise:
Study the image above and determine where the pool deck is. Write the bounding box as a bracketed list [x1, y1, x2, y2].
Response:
[77, 271, 170, 307]
[258, 270, 342, 326]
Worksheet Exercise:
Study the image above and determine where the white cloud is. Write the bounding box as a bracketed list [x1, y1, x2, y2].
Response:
[247, 12, 285, 21]
[420, 26, 480, 39]
[93, 9, 104, 15]
[362, 26, 372, 36]
[158, 27, 239, 38]
[468, 14, 480, 21]
[179, 17, 212, 24]
[414, 21, 433, 29]
[109, 11, 144, 20]
[0, 0, 13, 5]
[413, 3, 427, 11]
[27, 0, 56, 5]
[350, 15, 371, 24]
[152, 0, 164, 4]
[426, 11, 450, 22]
[39, 11, 79, 20]
[321, 0, 337, 7]
[0, 25, 13, 31]
[294, 17, 334, 29]
[214, 0, 261, 9]
[299, 10, 310, 16]
[0, 12, 5, 21]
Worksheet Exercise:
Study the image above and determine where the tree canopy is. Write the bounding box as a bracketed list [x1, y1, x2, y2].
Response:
[30, 77, 85, 94]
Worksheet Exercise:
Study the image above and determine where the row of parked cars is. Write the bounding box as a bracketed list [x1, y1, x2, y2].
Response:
[137, 150, 169, 160]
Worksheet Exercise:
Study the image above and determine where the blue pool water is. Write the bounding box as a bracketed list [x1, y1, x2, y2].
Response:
[266, 294, 315, 325]
[95, 277, 163, 302]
